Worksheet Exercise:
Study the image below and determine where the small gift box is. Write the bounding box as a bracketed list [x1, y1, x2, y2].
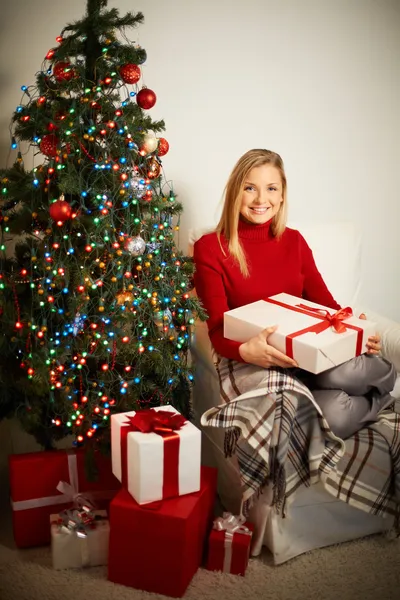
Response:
[206, 513, 253, 576]
[50, 509, 109, 570]
[224, 292, 376, 374]
[9, 449, 120, 548]
[108, 466, 217, 597]
[111, 405, 201, 505]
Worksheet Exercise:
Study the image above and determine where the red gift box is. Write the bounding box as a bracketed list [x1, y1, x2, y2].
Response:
[108, 465, 217, 597]
[206, 514, 254, 576]
[9, 448, 121, 548]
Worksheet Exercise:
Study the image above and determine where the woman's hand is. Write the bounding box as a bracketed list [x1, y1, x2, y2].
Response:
[239, 326, 298, 369]
[359, 313, 381, 354]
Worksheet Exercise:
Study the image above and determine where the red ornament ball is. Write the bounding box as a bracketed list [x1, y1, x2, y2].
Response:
[49, 199, 72, 223]
[40, 134, 59, 157]
[136, 88, 157, 110]
[120, 64, 141, 84]
[157, 137, 169, 157]
[53, 61, 75, 82]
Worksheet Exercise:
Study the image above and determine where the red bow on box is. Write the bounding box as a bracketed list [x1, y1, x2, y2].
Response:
[295, 304, 353, 334]
[125, 409, 187, 435]
[120, 409, 187, 501]
[264, 298, 363, 359]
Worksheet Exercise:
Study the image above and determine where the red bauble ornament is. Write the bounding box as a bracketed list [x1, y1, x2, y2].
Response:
[49, 197, 72, 223]
[53, 61, 75, 82]
[120, 64, 141, 84]
[40, 134, 59, 157]
[157, 137, 169, 157]
[136, 88, 157, 110]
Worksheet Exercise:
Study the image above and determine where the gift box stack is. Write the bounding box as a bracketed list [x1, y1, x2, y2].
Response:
[8, 447, 121, 566]
[8, 405, 254, 593]
[107, 405, 218, 597]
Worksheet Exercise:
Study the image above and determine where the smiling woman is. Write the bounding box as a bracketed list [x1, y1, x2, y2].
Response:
[193, 147, 395, 444]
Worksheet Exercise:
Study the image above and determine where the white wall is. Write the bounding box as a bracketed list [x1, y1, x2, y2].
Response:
[1, 0, 399, 319]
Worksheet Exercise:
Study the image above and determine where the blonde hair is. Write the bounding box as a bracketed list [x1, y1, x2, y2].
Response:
[216, 149, 288, 277]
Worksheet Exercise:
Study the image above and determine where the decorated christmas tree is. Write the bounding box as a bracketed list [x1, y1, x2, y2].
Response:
[0, 0, 205, 450]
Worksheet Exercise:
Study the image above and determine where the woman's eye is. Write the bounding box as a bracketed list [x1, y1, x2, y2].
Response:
[268, 187, 277, 192]
[244, 185, 254, 191]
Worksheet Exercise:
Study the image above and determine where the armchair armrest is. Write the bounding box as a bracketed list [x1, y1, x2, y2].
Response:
[355, 305, 400, 373]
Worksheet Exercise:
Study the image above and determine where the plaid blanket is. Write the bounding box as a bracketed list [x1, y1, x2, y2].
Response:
[200, 357, 400, 522]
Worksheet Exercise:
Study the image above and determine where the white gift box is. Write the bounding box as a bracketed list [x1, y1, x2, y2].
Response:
[50, 510, 109, 570]
[224, 293, 376, 374]
[111, 405, 201, 505]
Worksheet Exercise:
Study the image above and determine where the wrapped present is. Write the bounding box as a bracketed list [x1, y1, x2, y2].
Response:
[108, 465, 217, 598]
[224, 292, 376, 374]
[9, 449, 120, 548]
[111, 405, 201, 505]
[50, 509, 109, 570]
[206, 513, 253, 576]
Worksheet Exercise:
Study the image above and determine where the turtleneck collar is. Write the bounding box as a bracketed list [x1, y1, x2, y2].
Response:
[238, 217, 272, 241]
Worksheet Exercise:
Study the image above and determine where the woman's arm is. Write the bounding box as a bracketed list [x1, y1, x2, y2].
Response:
[193, 238, 244, 362]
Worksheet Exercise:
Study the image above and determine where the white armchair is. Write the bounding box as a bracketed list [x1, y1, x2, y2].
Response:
[189, 221, 400, 564]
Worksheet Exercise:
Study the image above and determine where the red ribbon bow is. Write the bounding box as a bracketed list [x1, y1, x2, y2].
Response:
[120, 409, 187, 500]
[295, 304, 354, 334]
[125, 409, 187, 436]
[263, 297, 363, 360]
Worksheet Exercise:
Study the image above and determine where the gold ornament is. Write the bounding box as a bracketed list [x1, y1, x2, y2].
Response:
[147, 156, 161, 179]
[141, 134, 158, 154]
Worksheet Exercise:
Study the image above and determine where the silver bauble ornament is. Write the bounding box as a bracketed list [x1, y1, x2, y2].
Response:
[126, 236, 146, 256]
[130, 175, 146, 198]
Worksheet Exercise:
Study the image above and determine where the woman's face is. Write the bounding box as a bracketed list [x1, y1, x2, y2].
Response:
[239, 164, 283, 225]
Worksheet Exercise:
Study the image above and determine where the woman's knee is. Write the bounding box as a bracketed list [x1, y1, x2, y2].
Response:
[313, 355, 396, 396]
[313, 389, 372, 439]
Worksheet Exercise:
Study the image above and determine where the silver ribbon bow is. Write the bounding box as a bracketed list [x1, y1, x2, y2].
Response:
[57, 508, 95, 538]
[213, 512, 251, 573]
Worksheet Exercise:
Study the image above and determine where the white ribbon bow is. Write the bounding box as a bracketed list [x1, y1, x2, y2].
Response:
[56, 480, 94, 512]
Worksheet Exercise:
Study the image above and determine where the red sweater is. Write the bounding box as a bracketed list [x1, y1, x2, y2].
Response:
[193, 220, 341, 362]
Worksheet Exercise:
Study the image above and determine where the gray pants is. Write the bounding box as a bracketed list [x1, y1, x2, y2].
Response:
[294, 355, 397, 440]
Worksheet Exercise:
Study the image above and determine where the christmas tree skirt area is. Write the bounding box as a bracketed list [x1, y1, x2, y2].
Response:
[0, 494, 399, 600]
